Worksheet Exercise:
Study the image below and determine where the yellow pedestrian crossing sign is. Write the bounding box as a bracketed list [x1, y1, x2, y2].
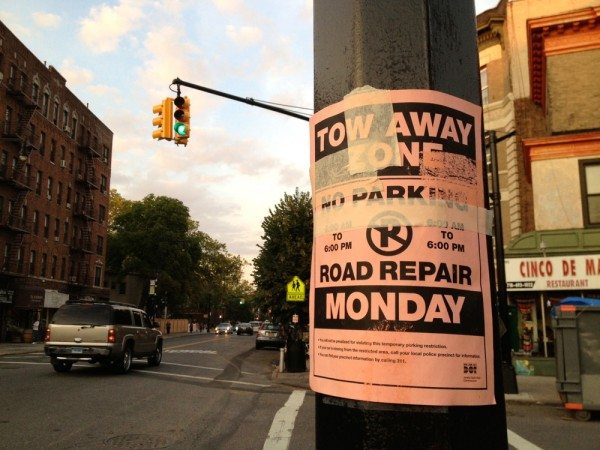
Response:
[286, 276, 305, 302]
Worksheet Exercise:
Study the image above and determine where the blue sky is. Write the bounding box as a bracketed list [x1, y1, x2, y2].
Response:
[0, 0, 499, 278]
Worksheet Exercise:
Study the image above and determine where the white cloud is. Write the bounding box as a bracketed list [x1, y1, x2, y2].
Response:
[32, 12, 61, 28]
[59, 59, 94, 86]
[0, 11, 30, 37]
[87, 84, 120, 97]
[79, 0, 145, 53]
[226, 25, 263, 47]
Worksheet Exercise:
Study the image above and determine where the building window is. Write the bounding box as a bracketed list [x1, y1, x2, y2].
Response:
[32, 83, 39, 104]
[99, 204, 106, 224]
[57, 182, 62, 205]
[47, 176, 53, 200]
[0, 150, 7, 177]
[62, 108, 69, 128]
[35, 171, 42, 195]
[71, 115, 78, 140]
[69, 152, 74, 173]
[39, 131, 46, 156]
[44, 214, 50, 238]
[42, 91, 50, 116]
[63, 221, 69, 242]
[52, 100, 59, 125]
[66, 186, 72, 206]
[96, 235, 104, 255]
[60, 257, 66, 280]
[32, 210, 39, 235]
[581, 159, 600, 227]
[102, 146, 109, 163]
[40, 253, 47, 277]
[480, 67, 489, 106]
[8, 63, 16, 85]
[119, 282, 126, 295]
[49, 139, 56, 163]
[54, 218, 60, 239]
[51, 255, 57, 278]
[29, 250, 36, 275]
[4, 106, 12, 134]
[100, 175, 107, 194]
[0, 196, 3, 222]
[94, 266, 102, 287]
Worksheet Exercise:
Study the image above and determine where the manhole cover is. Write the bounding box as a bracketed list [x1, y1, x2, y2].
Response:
[104, 434, 172, 449]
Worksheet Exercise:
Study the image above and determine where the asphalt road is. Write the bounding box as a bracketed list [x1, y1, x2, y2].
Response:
[0, 332, 315, 450]
[1, 333, 599, 450]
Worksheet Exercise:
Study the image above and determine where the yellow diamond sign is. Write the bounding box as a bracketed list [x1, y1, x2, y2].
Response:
[286, 276, 305, 302]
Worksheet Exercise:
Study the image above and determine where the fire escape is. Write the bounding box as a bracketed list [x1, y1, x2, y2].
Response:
[0, 76, 37, 277]
[69, 136, 99, 289]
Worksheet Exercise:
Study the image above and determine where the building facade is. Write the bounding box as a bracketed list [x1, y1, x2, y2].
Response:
[0, 21, 112, 342]
[477, 0, 600, 364]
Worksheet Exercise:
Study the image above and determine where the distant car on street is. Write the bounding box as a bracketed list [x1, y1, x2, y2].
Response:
[249, 321, 263, 332]
[255, 323, 285, 349]
[215, 322, 233, 335]
[236, 323, 253, 335]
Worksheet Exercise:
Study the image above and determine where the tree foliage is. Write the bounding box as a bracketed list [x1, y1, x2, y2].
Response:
[107, 194, 201, 313]
[252, 189, 312, 322]
[108, 190, 252, 321]
[188, 232, 253, 323]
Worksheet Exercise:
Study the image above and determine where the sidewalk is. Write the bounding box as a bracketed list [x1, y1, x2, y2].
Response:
[0, 341, 561, 406]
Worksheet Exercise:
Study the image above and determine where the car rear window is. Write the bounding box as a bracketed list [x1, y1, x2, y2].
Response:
[264, 324, 280, 331]
[52, 304, 112, 326]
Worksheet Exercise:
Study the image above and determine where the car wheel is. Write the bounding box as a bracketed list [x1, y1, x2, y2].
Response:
[255, 342, 262, 350]
[114, 345, 132, 374]
[52, 360, 72, 373]
[148, 344, 162, 367]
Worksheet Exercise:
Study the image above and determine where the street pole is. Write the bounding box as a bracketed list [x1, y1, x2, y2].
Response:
[312, 1, 508, 448]
[488, 130, 519, 394]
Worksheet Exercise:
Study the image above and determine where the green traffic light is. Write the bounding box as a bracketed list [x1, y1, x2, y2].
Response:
[174, 122, 187, 136]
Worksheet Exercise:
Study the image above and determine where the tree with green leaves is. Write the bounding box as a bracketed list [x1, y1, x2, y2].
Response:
[188, 231, 253, 325]
[107, 194, 201, 314]
[252, 188, 312, 323]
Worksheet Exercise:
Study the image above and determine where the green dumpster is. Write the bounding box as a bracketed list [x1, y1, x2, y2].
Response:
[553, 298, 600, 421]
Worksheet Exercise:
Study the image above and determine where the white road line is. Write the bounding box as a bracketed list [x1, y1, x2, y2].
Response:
[162, 361, 255, 375]
[507, 429, 544, 450]
[263, 390, 306, 450]
[137, 369, 271, 388]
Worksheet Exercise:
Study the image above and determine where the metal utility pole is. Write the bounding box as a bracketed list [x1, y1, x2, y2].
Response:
[311, 1, 508, 448]
[488, 130, 519, 394]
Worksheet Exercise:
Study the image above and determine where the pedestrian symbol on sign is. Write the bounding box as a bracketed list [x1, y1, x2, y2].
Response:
[286, 276, 306, 302]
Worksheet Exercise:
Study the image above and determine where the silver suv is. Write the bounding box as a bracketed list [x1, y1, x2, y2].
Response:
[44, 300, 163, 374]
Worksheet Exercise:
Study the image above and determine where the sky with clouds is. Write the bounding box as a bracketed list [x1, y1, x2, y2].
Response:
[0, 0, 499, 279]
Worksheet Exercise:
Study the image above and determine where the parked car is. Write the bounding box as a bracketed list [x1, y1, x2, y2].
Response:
[236, 323, 253, 335]
[249, 321, 263, 332]
[255, 323, 285, 349]
[215, 322, 233, 334]
[44, 300, 163, 374]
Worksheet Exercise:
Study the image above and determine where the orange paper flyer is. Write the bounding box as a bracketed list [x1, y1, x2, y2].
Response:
[309, 88, 495, 406]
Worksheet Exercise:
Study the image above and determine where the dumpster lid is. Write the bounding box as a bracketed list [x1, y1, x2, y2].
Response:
[551, 297, 600, 317]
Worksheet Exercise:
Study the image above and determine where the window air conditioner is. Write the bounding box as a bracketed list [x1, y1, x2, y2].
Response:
[60, 160, 66, 168]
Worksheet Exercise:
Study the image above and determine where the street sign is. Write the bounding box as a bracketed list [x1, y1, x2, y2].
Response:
[286, 276, 306, 302]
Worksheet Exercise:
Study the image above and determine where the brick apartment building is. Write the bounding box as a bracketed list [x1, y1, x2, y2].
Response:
[477, 0, 600, 363]
[0, 20, 112, 342]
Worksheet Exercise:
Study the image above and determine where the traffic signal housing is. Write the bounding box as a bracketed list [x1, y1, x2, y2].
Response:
[173, 95, 190, 146]
[152, 98, 174, 141]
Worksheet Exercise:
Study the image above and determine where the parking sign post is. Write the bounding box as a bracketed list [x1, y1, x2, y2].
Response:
[312, 1, 508, 448]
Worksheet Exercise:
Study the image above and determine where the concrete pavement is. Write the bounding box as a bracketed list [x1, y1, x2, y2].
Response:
[0, 340, 561, 407]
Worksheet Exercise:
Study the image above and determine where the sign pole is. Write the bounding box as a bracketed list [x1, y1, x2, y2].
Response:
[312, 1, 508, 448]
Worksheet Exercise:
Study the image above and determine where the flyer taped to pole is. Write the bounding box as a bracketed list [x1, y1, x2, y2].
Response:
[309, 87, 495, 406]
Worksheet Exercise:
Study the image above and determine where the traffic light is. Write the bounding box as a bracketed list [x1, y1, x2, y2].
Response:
[173, 95, 190, 146]
[152, 98, 174, 141]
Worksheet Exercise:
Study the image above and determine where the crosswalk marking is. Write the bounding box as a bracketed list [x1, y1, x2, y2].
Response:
[164, 349, 217, 354]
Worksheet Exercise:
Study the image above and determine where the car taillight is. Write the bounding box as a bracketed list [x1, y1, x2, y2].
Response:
[107, 328, 116, 343]
[44, 328, 51, 342]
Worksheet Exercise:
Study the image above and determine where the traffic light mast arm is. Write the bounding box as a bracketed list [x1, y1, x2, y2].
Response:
[172, 78, 310, 122]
